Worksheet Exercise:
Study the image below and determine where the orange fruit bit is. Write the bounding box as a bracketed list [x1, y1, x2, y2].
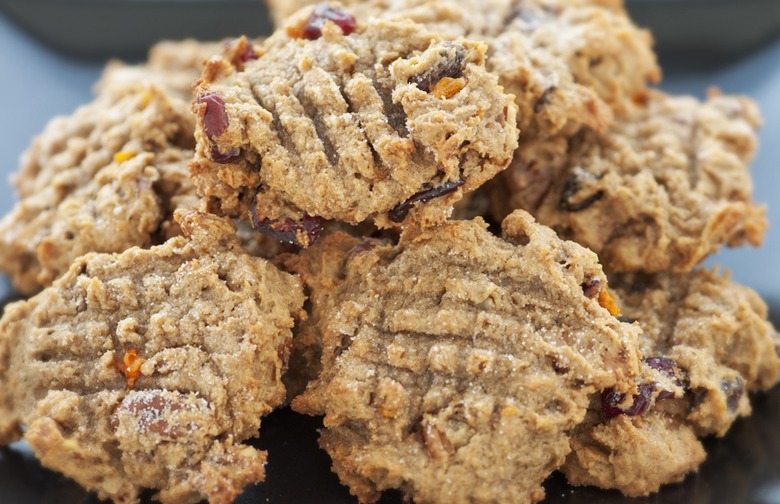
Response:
[598, 286, 621, 317]
[119, 349, 145, 387]
[431, 77, 466, 99]
[113, 151, 137, 164]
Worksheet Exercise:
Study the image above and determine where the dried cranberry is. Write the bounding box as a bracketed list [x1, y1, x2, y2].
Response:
[250, 205, 324, 247]
[643, 356, 688, 388]
[389, 179, 465, 223]
[601, 382, 655, 418]
[581, 278, 602, 299]
[209, 145, 241, 164]
[303, 5, 356, 40]
[197, 92, 229, 139]
[238, 41, 258, 62]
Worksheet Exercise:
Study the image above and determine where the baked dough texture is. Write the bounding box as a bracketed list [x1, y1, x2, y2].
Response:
[0, 83, 197, 294]
[190, 16, 518, 242]
[283, 210, 642, 503]
[563, 268, 780, 496]
[492, 90, 767, 272]
[273, 0, 660, 137]
[0, 211, 305, 504]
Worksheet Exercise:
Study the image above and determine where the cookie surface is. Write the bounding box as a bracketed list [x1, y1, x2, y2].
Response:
[283, 211, 642, 503]
[274, 0, 660, 137]
[562, 268, 780, 496]
[492, 90, 767, 273]
[0, 211, 305, 503]
[0, 83, 197, 294]
[190, 16, 518, 244]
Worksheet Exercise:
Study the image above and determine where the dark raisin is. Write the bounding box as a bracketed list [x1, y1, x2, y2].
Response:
[249, 206, 324, 247]
[409, 44, 467, 93]
[197, 92, 229, 139]
[237, 41, 258, 62]
[389, 179, 465, 223]
[643, 356, 688, 388]
[533, 86, 555, 114]
[617, 316, 637, 324]
[581, 278, 602, 299]
[601, 382, 655, 418]
[721, 376, 745, 412]
[559, 171, 603, 212]
[209, 145, 241, 164]
[302, 4, 356, 40]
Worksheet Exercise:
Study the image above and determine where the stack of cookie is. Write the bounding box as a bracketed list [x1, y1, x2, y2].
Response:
[0, 1, 777, 503]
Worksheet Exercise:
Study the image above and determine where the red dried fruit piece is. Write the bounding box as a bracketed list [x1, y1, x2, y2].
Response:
[197, 92, 229, 139]
[209, 144, 241, 164]
[301, 5, 356, 40]
[389, 179, 465, 223]
[601, 357, 689, 418]
[602, 382, 655, 418]
[250, 205, 324, 247]
[581, 278, 602, 299]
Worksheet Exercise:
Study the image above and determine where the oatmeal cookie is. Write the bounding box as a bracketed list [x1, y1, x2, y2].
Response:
[98, 38, 227, 101]
[0, 211, 305, 503]
[282, 210, 642, 503]
[0, 83, 198, 294]
[190, 17, 518, 245]
[492, 90, 767, 273]
[275, 0, 660, 136]
[562, 268, 780, 496]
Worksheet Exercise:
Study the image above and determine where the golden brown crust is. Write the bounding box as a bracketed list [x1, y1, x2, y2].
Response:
[562, 268, 780, 496]
[285, 211, 642, 503]
[190, 17, 518, 239]
[493, 90, 767, 273]
[0, 211, 305, 503]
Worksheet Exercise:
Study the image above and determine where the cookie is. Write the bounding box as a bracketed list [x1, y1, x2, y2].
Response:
[281, 210, 642, 503]
[275, 0, 660, 137]
[491, 90, 767, 273]
[0, 211, 306, 503]
[190, 17, 518, 245]
[0, 83, 198, 294]
[562, 268, 780, 496]
[98, 38, 227, 101]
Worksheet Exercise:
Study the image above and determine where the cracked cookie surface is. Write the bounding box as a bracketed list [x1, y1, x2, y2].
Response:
[562, 268, 780, 496]
[282, 210, 642, 503]
[0, 211, 305, 503]
[190, 16, 518, 244]
[0, 83, 197, 294]
[492, 90, 767, 273]
[273, 0, 660, 137]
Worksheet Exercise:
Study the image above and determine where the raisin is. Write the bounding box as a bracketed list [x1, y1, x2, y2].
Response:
[197, 92, 229, 139]
[533, 86, 555, 114]
[301, 5, 356, 40]
[643, 356, 688, 388]
[209, 144, 241, 164]
[601, 382, 655, 418]
[560, 171, 604, 212]
[237, 41, 258, 62]
[721, 376, 745, 412]
[581, 278, 602, 299]
[389, 179, 465, 223]
[250, 205, 324, 247]
[410, 45, 467, 93]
